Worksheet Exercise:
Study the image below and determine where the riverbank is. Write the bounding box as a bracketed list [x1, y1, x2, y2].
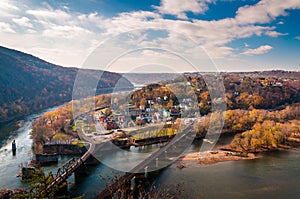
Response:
[218, 134, 300, 154]
[177, 150, 258, 166]
[177, 137, 300, 167]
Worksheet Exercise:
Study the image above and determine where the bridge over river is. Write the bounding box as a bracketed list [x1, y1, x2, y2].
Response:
[95, 125, 195, 199]
[44, 137, 97, 193]
[44, 123, 196, 198]
[43, 131, 117, 192]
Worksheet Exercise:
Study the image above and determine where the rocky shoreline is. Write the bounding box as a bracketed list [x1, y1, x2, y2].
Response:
[177, 150, 258, 167]
[176, 137, 300, 168]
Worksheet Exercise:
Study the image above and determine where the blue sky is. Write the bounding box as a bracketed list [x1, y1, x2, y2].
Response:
[0, 0, 300, 72]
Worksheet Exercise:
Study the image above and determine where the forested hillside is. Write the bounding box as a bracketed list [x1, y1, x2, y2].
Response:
[0, 46, 133, 123]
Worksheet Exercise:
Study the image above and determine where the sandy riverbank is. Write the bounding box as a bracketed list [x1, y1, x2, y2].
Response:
[177, 150, 258, 167]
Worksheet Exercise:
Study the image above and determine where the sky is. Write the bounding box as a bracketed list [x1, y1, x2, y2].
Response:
[1, 0, 300, 72]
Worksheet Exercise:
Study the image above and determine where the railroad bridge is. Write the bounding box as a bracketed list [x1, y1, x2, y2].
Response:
[44, 124, 195, 197]
[44, 141, 96, 194]
[44, 137, 121, 194]
[95, 125, 195, 199]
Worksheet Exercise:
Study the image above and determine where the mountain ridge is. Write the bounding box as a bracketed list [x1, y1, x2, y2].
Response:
[0, 46, 133, 123]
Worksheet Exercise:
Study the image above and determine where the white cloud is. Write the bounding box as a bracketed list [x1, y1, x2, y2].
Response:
[242, 45, 273, 55]
[265, 30, 287, 37]
[1, 0, 300, 70]
[26, 9, 72, 26]
[0, 1, 19, 11]
[0, 22, 15, 33]
[42, 25, 92, 39]
[101, 11, 162, 35]
[26, 9, 70, 19]
[89, 10, 275, 58]
[12, 17, 33, 28]
[296, 36, 300, 40]
[235, 0, 300, 24]
[27, 29, 36, 33]
[164, 18, 273, 57]
[0, 0, 20, 18]
[203, 44, 234, 58]
[154, 0, 214, 19]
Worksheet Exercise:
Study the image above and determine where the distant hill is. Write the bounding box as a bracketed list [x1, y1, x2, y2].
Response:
[228, 70, 300, 79]
[124, 73, 181, 86]
[0, 46, 133, 123]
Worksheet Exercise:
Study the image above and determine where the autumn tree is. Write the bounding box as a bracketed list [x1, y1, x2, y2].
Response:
[230, 120, 284, 152]
[12, 168, 80, 199]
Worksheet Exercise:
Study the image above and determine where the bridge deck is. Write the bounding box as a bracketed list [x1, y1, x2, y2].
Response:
[44, 123, 194, 197]
[45, 137, 96, 193]
[95, 125, 194, 199]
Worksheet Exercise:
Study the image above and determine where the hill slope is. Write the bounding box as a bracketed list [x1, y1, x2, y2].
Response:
[0, 46, 133, 123]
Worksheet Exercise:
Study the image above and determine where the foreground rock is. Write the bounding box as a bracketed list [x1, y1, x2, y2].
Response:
[177, 150, 258, 166]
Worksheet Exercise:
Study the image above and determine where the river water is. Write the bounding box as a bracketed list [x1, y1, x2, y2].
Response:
[156, 149, 300, 199]
[1, 109, 300, 198]
[0, 106, 69, 189]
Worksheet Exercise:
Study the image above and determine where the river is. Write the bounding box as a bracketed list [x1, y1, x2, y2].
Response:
[1, 109, 300, 198]
[156, 149, 300, 199]
[0, 106, 67, 189]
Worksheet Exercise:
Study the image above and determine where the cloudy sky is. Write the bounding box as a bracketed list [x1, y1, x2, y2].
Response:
[1, 0, 300, 72]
